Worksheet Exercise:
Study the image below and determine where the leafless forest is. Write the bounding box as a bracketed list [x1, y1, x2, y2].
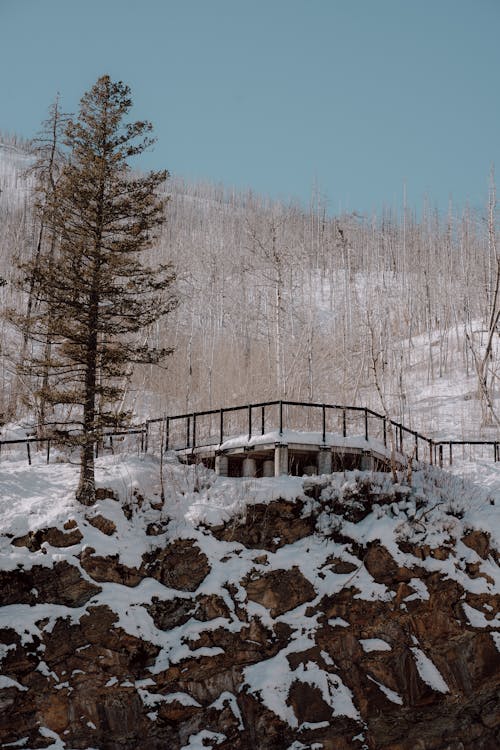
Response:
[1, 132, 499, 437]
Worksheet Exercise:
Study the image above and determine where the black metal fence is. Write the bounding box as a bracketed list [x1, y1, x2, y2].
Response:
[1, 400, 499, 469]
[0, 428, 147, 466]
[143, 400, 499, 469]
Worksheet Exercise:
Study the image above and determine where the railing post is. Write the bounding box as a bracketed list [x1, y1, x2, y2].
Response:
[46, 439, 50, 464]
[279, 401, 283, 436]
[27, 442, 31, 466]
[248, 404, 252, 442]
[495, 442, 499, 462]
[145, 421, 149, 453]
[192, 414, 197, 450]
[186, 416, 191, 449]
[261, 405, 265, 435]
[438, 444, 443, 468]
[165, 417, 170, 451]
[219, 409, 224, 445]
[449, 442, 452, 466]
[364, 409, 368, 442]
[399, 425, 403, 453]
[383, 417, 387, 447]
[414, 432, 418, 461]
[342, 409, 347, 438]
[429, 439, 433, 465]
[322, 404, 326, 443]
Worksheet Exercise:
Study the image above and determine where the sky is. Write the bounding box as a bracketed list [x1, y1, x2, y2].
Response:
[1, 0, 499, 217]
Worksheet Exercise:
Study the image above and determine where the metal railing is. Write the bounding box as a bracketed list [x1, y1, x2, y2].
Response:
[1, 400, 498, 469]
[144, 400, 499, 469]
[0, 428, 147, 466]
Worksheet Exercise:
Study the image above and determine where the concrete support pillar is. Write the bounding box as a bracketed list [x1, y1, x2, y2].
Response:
[274, 444, 288, 476]
[360, 452, 373, 471]
[317, 448, 332, 475]
[215, 453, 229, 476]
[262, 459, 274, 477]
[242, 457, 257, 477]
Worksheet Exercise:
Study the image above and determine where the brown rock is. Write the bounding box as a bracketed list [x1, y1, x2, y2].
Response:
[394, 581, 414, 607]
[317, 625, 364, 672]
[288, 680, 331, 723]
[182, 619, 280, 669]
[322, 555, 359, 574]
[363, 542, 414, 585]
[95, 487, 118, 501]
[80, 547, 143, 587]
[238, 691, 293, 749]
[147, 596, 195, 630]
[287, 645, 323, 670]
[244, 566, 316, 617]
[47, 527, 83, 547]
[465, 592, 500, 623]
[253, 554, 268, 565]
[143, 539, 210, 592]
[481, 697, 500, 728]
[211, 499, 315, 551]
[463, 530, 491, 559]
[411, 543, 432, 560]
[194, 593, 231, 621]
[157, 697, 200, 722]
[168, 665, 245, 706]
[0, 561, 100, 607]
[430, 545, 453, 560]
[86, 514, 116, 536]
[11, 526, 83, 550]
[39, 691, 70, 735]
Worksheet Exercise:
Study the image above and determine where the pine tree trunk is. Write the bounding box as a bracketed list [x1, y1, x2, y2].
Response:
[76, 286, 99, 505]
[77, 439, 96, 506]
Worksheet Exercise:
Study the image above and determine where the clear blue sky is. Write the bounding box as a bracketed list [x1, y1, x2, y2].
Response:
[1, 0, 499, 216]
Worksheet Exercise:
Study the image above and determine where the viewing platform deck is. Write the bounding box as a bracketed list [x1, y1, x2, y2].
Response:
[175, 429, 400, 477]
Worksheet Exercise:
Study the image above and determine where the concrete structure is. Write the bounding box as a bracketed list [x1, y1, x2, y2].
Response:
[176, 431, 401, 478]
[242, 457, 257, 477]
[214, 453, 229, 477]
[274, 443, 289, 476]
[318, 447, 332, 475]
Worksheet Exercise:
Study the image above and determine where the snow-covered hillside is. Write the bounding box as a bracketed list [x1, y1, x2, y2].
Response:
[0, 451, 499, 749]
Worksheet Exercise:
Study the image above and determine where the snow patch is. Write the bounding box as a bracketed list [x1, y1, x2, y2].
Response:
[410, 646, 449, 693]
[359, 638, 392, 653]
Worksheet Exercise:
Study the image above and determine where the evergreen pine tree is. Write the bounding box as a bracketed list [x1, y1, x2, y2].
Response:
[18, 75, 176, 504]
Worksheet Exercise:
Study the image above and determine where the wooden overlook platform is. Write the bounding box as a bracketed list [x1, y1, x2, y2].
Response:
[2, 400, 500, 474]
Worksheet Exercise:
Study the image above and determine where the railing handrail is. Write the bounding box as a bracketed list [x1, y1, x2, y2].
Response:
[1, 399, 499, 468]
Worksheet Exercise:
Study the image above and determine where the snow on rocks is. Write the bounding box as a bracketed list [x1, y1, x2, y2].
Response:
[410, 641, 450, 694]
[0, 453, 499, 748]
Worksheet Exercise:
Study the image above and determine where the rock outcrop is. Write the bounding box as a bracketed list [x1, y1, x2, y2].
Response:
[1, 465, 499, 749]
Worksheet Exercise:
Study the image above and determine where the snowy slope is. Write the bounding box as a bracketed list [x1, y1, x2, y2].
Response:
[0, 451, 499, 749]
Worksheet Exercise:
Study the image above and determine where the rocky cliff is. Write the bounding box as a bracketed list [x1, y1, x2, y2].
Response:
[0, 456, 499, 750]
